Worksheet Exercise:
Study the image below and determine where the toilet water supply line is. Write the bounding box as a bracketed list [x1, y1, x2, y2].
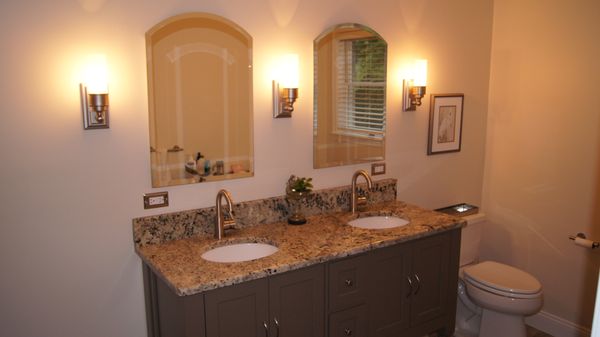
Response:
[569, 233, 600, 249]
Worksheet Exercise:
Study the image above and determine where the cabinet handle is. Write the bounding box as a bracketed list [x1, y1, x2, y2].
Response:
[413, 274, 421, 295]
[344, 279, 353, 287]
[344, 328, 352, 336]
[406, 276, 413, 298]
[263, 321, 269, 337]
[274, 317, 280, 337]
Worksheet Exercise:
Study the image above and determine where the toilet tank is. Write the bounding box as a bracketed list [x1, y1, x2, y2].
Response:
[460, 213, 486, 267]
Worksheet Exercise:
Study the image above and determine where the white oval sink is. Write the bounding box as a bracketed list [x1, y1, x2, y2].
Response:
[201, 243, 278, 263]
[348, 216, 409, 229]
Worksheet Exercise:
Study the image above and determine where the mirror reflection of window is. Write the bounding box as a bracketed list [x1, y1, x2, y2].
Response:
[335, 37, 386, 139]
[314, 24, 387, 169]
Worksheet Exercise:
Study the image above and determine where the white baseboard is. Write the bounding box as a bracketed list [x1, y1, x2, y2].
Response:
[526, 311, 591, 337]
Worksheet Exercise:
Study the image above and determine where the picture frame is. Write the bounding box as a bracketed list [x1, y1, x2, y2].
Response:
[427, 93, 464, 155]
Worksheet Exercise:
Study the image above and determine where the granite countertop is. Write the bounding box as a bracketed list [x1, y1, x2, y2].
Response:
[136, 200, 465, 296]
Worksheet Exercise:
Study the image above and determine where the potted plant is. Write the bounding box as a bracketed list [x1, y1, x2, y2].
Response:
[285, 175, 313, 225]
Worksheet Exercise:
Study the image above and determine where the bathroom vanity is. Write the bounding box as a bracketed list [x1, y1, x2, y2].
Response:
[134, 179, 464, 337]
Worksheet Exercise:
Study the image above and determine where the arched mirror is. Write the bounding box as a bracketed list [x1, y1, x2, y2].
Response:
[146, 13, 253, 187]
[313, 23, 387, 169]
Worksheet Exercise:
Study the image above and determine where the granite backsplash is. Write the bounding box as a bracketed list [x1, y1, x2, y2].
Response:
[133, 178, 397, 247]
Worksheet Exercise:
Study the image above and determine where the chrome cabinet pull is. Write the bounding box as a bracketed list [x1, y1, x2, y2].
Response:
[406, 276, 413, 298]
[344, 279, 353, 287]
[344, 328, 352, 336]
[263, 321, 269, 337]
[274, 317, 280, 337]
[413, 274, 421, 295]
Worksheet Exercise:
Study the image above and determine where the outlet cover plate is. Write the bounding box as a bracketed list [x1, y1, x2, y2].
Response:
[371, 162, 386, 176]
[143, 192, 169, 209]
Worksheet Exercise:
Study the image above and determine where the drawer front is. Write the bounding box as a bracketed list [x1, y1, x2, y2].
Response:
[328, 305, 367, 337]
[328, 253, 368, 312]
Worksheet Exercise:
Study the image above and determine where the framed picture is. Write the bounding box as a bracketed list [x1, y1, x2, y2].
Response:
[428, 94, 464, 155]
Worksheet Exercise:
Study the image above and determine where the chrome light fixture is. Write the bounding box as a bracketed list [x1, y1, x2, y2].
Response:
[273, 54, 299, 118]
[81, 54, 109, 129]
[402, 59, 428, 111]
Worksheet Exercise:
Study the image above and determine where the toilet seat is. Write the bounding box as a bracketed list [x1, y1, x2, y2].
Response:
[463, 261, 542, 299]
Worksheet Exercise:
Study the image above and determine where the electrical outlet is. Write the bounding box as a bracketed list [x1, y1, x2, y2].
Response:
[371, 162, 386, 176]
[143, 192, 169, 209]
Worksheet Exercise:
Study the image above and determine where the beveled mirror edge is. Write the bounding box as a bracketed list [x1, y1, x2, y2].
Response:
[145, 12, 254, 188]
[313, 23, 388, 169]
[313, 22, 386, 46]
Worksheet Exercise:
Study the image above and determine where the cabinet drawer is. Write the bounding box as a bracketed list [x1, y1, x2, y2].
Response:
[328, 305, 367, 337]
[328, 253, 368, 312]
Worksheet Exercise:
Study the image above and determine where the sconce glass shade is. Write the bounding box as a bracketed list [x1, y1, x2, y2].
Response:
[279, 54, 299, 88]
[403, 59, 428, 111]
[81, 55, 109, 129]
[83, 54, 109, 94]
[273, 54, 299, 118]
[413, 59, 427, 87]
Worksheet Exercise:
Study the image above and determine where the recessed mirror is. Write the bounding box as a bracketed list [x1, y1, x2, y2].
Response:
[146, 13, 253, 187]
[313, 23, 387, 169]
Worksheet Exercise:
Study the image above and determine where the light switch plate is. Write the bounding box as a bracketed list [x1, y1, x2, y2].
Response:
[143, 191, 169, 209]
[371, 162, 386, 176]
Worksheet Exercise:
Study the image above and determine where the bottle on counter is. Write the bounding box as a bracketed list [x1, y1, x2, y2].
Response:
[204, 159, 211, 176]
[195, 152, 204, 174]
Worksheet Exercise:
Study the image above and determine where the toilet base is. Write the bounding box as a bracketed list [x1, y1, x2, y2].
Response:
[479, 308, 526, 337]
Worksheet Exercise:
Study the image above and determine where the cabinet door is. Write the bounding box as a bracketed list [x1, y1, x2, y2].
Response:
[205, 278, 269, 337]
[368, 243, 411, 337]
[409, 232, 451, 326]
[143, 264, 205, 337]
[269, 264, 325, 337]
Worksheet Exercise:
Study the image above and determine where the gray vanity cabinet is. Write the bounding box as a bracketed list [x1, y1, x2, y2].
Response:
[328, 229, 460, 337]
[409, 232, 453, 328]
[144, 263, 324, 337]
[206, 264, 325, 337]
[268, 264, 325, 337]
[204, 278, 269, 337]
[368, 241, 412, 336]
[408, 229, 460, 336]
[143, 229, 459, 337]
[143, 266, 206, 337]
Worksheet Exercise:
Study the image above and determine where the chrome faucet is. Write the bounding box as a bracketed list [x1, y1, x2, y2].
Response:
[351, 169, 373, 214]
[215, 189, 236, 239]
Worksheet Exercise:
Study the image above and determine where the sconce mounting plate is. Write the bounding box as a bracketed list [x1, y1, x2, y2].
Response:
[402, 80, 426, 111]
[80, 84, 109, 129]
[272, 80, 298, 118]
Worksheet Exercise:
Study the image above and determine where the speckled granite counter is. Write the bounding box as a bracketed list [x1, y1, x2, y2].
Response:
[135, 199, 465, 296]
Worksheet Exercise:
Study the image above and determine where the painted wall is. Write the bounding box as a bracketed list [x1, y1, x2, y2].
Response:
[482, 0, 600, 335]
[0, 0, 493, 336]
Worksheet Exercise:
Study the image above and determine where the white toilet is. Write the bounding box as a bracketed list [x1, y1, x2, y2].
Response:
[455, 214, 543, 337]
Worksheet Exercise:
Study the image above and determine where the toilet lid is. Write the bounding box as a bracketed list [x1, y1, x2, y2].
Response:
[463, 261, 542, 295]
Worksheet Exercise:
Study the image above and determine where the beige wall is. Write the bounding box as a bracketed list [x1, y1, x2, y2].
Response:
[482, 0, 600, 334]
[0, 0, 492, 336]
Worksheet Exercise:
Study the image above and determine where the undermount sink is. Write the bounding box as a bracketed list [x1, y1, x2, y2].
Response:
[348, 216, 410, 229]
[201, 242, 278, 263]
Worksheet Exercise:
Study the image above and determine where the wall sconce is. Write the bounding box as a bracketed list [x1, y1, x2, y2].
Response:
[80, 55, 109, 129]
[402, 59, 428, 111]
[273, 54, 299, 118]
